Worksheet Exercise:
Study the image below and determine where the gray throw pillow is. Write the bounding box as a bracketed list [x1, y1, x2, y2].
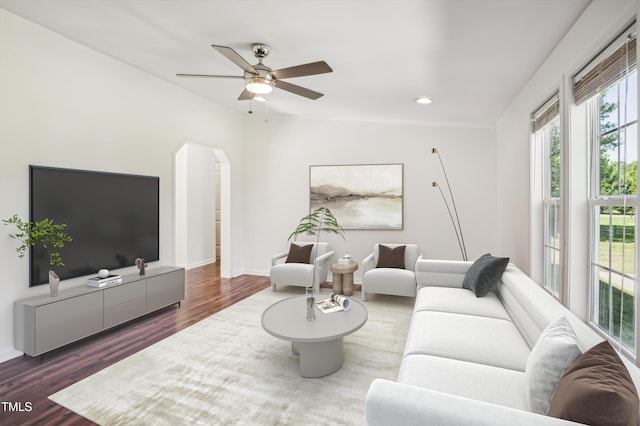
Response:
[462, 253, 509, 297]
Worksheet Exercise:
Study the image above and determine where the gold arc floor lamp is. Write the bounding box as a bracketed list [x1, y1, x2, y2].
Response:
[432, 148, 468, 261]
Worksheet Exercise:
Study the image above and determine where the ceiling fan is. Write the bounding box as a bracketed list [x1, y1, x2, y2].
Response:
[177, 43, 332, 101]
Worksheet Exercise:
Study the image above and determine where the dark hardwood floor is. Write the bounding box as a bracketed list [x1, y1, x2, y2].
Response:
[0, 263, 270, 426]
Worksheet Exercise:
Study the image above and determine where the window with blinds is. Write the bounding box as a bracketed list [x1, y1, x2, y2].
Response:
[576, 21, 638, 355]
[573, 23, 637, 105]
[532, 92, 561, 298]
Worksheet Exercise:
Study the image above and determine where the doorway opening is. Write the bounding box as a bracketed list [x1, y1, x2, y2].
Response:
[174, 142, 231, 278]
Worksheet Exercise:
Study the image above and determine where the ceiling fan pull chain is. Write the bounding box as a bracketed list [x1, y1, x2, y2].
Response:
[264, 97, 269, 124]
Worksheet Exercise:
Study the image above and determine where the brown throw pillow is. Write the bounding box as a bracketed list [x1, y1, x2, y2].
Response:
[547, 340, 639, 426]
[376, 245, 405, 269]
[285, 243, 313, 264]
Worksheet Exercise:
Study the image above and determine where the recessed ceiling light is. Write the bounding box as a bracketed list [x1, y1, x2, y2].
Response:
[415, 97, 432, 104]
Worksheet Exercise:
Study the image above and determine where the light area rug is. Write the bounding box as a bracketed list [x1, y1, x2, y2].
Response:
[49, 287, 413, 425]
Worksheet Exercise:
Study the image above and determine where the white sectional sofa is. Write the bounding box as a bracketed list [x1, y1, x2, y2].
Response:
[365, 259, 640, 425]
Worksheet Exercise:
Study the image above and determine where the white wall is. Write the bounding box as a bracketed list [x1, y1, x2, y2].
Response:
[496, 0, 639, 317]
[175, 143, 217, 269]
[0, 9, 245, 362]
[242, 116, 500, 282]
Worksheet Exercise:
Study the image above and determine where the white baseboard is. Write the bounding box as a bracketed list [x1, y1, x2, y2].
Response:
[239, 269, 269, 277]
[184, 258, 217, 270]
[0, 347, 23, 364]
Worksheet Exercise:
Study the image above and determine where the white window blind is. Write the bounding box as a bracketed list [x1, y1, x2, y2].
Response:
[532, 92, 560, 132]
[573, 23, 636, 105]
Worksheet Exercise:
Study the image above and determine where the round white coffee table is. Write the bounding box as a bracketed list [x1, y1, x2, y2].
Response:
[261, 294, 368, 378]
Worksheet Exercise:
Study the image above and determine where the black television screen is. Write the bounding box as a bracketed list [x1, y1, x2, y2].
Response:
[29, 165, 159, 286]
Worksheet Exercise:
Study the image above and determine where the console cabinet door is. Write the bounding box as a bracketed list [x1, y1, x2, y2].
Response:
[34, 292, 103, 355]
[104, 279, 147, 328]
[146, 269, 185, 312]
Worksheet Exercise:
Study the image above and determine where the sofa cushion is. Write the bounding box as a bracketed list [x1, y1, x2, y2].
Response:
[414, 287, 511, 321]
[404, 311, 530, 371]
[285, 243, 312, 264]
[398, 354, 528, 411]
[463, 253, 509, 297]
[270, 262, 314, 283]
[377, 244, 406, 269]
[524, 317, 582, 415]
[363, 268, 417, 298]
[548, 340, 639, 426]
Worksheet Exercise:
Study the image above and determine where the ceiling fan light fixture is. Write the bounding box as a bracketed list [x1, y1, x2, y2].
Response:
[246, 77, 274, 95]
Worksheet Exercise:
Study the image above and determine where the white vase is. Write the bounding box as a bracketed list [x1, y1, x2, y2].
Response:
[49, 270, 60, 297]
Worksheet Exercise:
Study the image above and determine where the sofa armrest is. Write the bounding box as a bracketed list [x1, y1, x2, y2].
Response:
[314, 249, 334, 266]
[365, 380, 582, 426]
[271, 251, 289, 266]
[362, 253, 375, 275]
[412, 254, 424, 271]
[415, 259, 473, 289]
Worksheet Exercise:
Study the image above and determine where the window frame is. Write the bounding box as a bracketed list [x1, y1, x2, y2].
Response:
[541, 116, 562, 298]
[586, 73, 639, 356]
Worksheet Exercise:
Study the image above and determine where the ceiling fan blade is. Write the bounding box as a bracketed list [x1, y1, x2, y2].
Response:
[274, 80, 324, 100]
[176, 73, 244, 79]
[271, 61, 333, 80]
[237, 89, 254, 101]
[212, 45, 258, 75]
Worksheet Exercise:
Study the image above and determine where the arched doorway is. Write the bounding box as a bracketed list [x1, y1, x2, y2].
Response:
[174, 141, 231, 278]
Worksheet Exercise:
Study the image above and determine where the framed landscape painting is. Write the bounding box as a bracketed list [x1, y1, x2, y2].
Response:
[309, 164, 403, 230]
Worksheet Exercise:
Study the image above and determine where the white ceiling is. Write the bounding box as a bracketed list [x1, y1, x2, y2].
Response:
[0, 0, 591, 127]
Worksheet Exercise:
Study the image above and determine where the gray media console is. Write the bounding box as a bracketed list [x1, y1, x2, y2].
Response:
[14, 266, 185, 357]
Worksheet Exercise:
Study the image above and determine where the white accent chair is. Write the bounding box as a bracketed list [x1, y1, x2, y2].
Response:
[270, 242, 334, 293]
[361, 243, 422, 301]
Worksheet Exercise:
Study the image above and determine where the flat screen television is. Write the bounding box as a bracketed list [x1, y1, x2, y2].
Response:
[29, 165, 160, 286]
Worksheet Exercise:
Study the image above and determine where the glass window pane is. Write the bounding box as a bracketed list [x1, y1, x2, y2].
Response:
[594, 206, 636, 351]
[549, 122, 560, 198]
[543, 203, 561, 297]
[548, 204, 560, 247]
[590, 70, 637, 355]
[598, 207, 635, 275]
[596, 268, 611, 331]
[599, 72, 638, 197]
[598, 208, 613, 268]
[609, 271, 635, 350]
[544, 246, 560, 296]
[621, 72, 637, 125]
[621, 122, 637, 196]
[600, 84, 619, 135]
[600, 133, 621, 196]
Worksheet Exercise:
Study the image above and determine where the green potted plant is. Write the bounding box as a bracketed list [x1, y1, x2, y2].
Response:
[288, 206, 345, 243]
[3, 214, 72, 297]
[289, 207, 345, 320]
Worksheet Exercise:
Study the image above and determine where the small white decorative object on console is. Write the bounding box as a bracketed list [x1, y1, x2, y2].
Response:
[87, 274, 123, 288]
[98, 269, 110, 278]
